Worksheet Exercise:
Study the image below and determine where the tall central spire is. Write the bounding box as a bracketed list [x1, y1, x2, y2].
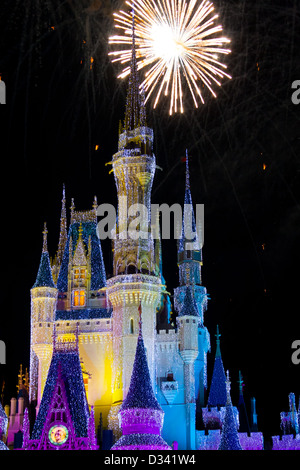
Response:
[124, 3, 146, 131]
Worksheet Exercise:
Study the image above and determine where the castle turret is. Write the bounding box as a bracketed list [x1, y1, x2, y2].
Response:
[111, 305, 171, 450]
[174, 153, 210, 408]
[218, 371, 242, 450]
[30, 223, 57, 406]
[201, 325, 237, 432]
[106, 11, 161, 434]
[177, 286, 200, 450]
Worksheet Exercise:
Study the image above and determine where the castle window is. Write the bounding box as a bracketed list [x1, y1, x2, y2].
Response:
[130, 318, 134, 334]
[74, 290, 79, 306]
[73, 290, 86, 307]
[80, 268, 86, 280]
[80, 290, 85, 306]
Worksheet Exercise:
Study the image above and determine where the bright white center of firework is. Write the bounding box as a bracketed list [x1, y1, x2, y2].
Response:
[151, 23, 184, 61]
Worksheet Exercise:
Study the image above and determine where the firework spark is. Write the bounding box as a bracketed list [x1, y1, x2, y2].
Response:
[109, 0, 231, 114]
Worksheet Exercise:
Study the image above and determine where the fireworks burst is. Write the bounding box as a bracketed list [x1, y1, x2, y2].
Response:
[109, 0, 232, 114]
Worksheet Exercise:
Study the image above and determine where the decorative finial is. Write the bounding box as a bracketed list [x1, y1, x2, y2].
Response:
[140, 83, 147, 127]
[78, 222, 83, 239]
[61, 184, 66, 218]
[185, 149, 190, 189]
[225, 370, 231, 404]
[93, 195, 98, 212]
[215, 324, 221, 357]
[70, 198, 75, 223]
[17, 364, 23, 392]
[52, 323, 57, 351]
[138, 302, 142, 338]
[124, 1, 140, 131]
[238, 371, 244, 394]
[42, 222, 48, 253]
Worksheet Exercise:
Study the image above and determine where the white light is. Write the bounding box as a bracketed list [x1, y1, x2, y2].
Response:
[151, 23, 184, 62]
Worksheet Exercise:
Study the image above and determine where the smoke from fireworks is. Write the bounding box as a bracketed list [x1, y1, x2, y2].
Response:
[109, 0, 231, 114]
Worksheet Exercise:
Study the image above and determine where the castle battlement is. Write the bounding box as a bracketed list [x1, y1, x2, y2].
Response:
[272, 434, 300, 450]
[156, 329, 177, 338]
[196, 429, 264, 450]
[55, 317, 112, 336]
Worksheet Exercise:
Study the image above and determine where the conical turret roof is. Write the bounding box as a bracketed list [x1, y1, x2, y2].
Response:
[32, 223, 56, 289]
[121, 307, 162, 412]
[218, 371, 242, 450]
[207, 325, 227, 407]
[179, 285, 199, 318]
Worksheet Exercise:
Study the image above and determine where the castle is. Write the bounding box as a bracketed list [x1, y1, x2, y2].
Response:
[21, 44, 210, 448]
[1, 23, 299, 452]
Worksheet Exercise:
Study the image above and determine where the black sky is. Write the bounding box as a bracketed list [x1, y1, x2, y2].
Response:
[0, 0, 299, 441]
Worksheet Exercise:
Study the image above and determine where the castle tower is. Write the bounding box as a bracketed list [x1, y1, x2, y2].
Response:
[174, 152, 210, 408]
[111, 306, 171, 450]
[106, 11, 161, 433]
[30, 223, 57, 406]
[201, 325, 228, 431]
[177, 286, 201, 450]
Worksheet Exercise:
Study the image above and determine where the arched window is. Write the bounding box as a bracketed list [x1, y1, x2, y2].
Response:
[130, 318, 134, 334]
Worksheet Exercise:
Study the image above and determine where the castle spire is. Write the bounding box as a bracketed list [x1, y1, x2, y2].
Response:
[179, 150, 200, 254]
[56, 184, 67, 265]
[237, 371, 251, 434]
[42, 222, 48, 253]
[124, 3, 145, 131]
[215, 324, 221, 357]
[207, 325, 227, 407]
[218, 371, 242, 450]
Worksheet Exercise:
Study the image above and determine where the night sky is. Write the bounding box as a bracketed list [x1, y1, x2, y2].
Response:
[0, 0, 299, 443]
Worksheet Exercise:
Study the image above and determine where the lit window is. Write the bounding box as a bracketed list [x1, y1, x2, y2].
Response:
[74, 291, 79, 306]
[80, 290, 85, 306]
[73, 290, 85, 307]
[80, 269, 86, 280]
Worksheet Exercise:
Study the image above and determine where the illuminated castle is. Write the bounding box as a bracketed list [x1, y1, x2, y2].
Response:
[20, 27, 211, 451]
[3, 22, 288, 452]
[2, 19, 298, 453]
